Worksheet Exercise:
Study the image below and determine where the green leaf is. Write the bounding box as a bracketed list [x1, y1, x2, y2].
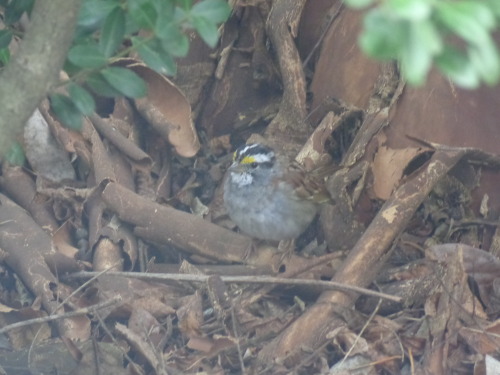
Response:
[0, 30, 12, 49]
[436, 46, 479, 88]
[78, 0, 120, 28]
[458, 1, 496, 30]
[63, 59, 82, 76]
[124, 12, 141, 35]
[343, 0, 374, 9]
[86, 73, 123, 97]
[191, 0, 231, 24]
[67, 44, 107, 68]
[484, 0, 500, 18]
[133, 36, 177, 75]
[435, 2, 494, 45]
[101, 66, 147, 97]
[4, 0, 34, 25]
[400, 20, 441, 85]
[435, 2, 500, 85]
[49, 94, 83, 130]
[191, 15, 220, 48]
[155, 17, 181, 39]
[68, 83, 96, 116]
[73, 25, 97, 42]
[127, 0, 157, 29]
[162, 33, 189, 57]
[151, 0, 175, 21]
[174, 6, 188, 22]
[5, 142, 25, 166]
[0, 47, 10, 66]
[468, 41, 500, 85]
[126, 0, 150, 7]
[156, 22, 190, 57]
[360, 9, 405, 59]
[99, 7, 126, 57]
[179, 0, 193, 9]
[386, 0, 431, 21]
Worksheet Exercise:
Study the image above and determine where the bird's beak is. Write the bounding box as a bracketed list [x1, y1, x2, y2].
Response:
[229, 163, 247, 173]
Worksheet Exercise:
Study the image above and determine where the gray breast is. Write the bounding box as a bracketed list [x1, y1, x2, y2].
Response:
[223, 173, 318, 240]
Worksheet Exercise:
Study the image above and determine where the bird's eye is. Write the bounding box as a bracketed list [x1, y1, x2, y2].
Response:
[250, 162, 258, 168]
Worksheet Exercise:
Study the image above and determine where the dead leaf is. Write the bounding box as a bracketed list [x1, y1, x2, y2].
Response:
[129, 307, 166, 349]
[177, 292, 203, 338]
[115, 59, 200, 157]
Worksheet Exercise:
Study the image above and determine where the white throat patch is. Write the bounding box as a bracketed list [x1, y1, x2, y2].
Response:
[231, 171, 253, 187]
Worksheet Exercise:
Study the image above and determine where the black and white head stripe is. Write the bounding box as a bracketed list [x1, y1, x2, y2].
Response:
[234, 143, 275, 165]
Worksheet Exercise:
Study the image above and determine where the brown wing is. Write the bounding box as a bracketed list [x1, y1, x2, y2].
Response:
[286, 162, 332, 204]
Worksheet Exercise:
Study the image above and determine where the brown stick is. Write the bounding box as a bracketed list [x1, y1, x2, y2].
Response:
[65, 271, 401, 302]
[0, 297, 122, 335]
[265, 0, 309, 149]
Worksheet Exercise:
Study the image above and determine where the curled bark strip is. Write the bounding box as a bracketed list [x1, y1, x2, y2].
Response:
[295, 112, 338, 170]
[265, 0, 309, 146]
[84, 122, 138, 269]
[93, 237, 124, 272]
[0, 165, 62, 237]
[0, 194, 85, 339]
[0, 193, 59, 293]
[0, 193, 81, 275]
[89, 113, 152, 166]
[101, 181, 252, 263]
[258, 148, 468, 364]
[98, 224, 137, 271]
[342, 108, 388, 168]
[296, 109, 364, 170]
[88, 120, 135, 188]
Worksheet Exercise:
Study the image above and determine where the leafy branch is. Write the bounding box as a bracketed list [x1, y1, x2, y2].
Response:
[0, 0, 231, 133]
[344, 0, 500, 88]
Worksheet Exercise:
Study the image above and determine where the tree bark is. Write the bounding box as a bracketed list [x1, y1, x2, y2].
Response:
[0, 0, 82, 157]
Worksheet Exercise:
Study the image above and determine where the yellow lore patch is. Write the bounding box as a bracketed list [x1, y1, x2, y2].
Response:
[240, 155, 256, 165]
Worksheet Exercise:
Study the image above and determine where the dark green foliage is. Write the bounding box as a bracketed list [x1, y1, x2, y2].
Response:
[4, 0, 34, 25]
[49, 94, 84, 130]
[57, 0, 230, 129]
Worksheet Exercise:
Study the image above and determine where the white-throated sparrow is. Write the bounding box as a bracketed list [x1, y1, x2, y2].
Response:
[223, 143, 331, 241]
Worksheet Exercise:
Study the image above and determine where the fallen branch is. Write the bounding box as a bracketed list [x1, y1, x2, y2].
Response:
[0, 296, 122, 335]
[101, 181, 253, 263]
[64, 271, 401, 302]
